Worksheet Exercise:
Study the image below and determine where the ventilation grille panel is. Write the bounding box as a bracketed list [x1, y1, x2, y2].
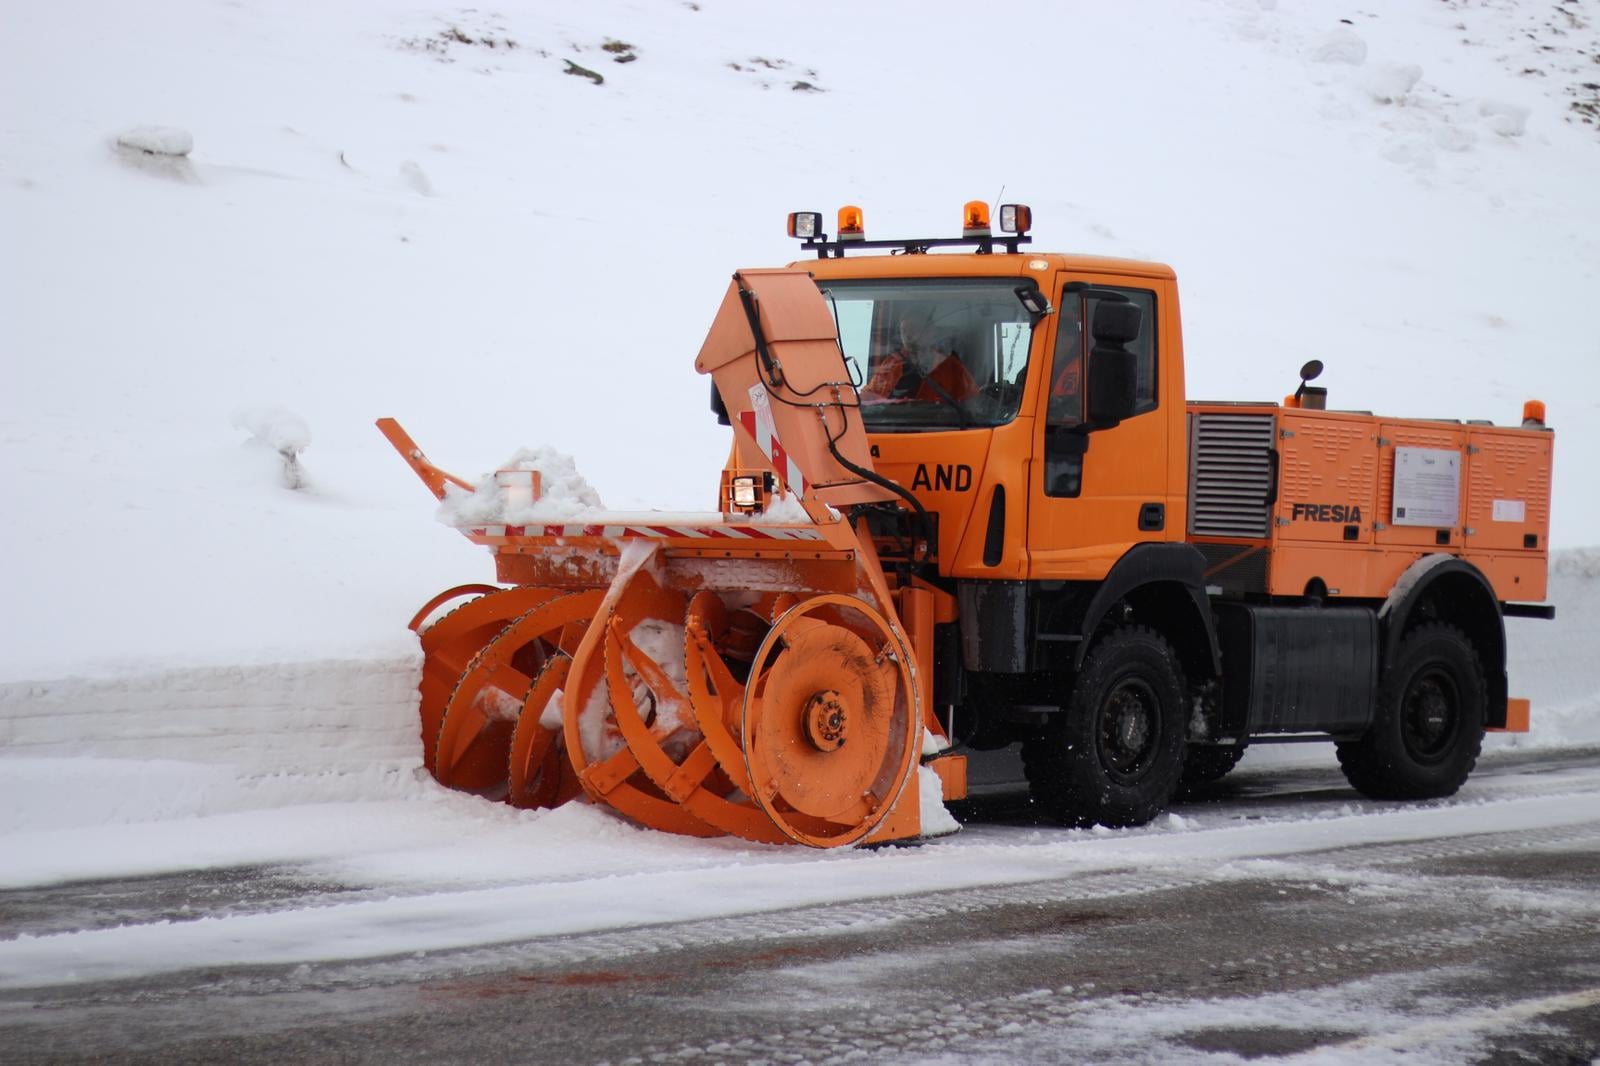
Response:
[1188, 412, 1276, 538]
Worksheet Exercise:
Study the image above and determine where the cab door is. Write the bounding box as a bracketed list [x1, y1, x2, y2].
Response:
[1025, 275, 1177, 579]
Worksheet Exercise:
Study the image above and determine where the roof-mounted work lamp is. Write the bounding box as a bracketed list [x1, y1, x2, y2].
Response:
[999, 203, 1032, 235]
[787, 211, 822, 239]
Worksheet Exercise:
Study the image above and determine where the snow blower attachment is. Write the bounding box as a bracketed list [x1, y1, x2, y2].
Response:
[380, 269, 958, 847]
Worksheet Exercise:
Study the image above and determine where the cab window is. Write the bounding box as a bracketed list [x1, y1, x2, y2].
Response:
[818, 277, 1040, 431]
[1045, 286, 1157, 429]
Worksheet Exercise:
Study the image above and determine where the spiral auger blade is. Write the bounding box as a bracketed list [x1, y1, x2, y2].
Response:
[433, 590, 602, 797]
[413, 585, 560, 776]
[556, 557, 921, 848]
[562, 563, 732, 840]
[507, 653, 577, 810]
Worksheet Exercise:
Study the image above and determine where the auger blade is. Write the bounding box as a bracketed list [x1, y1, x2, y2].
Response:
[434, 590, 601, 797]
[507, 654, 573, 810]
[551, 558, 921, 848]
[414, 586, 561, 775]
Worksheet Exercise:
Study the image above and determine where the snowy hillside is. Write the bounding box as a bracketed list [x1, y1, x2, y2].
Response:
[2, 0, 1599, 846]
[2, 0, 1599, 682]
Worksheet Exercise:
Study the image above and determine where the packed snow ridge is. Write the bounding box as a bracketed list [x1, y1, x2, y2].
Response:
[438, 446, 606, 525]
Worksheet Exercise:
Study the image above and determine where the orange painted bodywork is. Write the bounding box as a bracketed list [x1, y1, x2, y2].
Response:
[925, 752, 969, 802]
[797, 251, 1188, 584]
[783, 250, 1551, 608]
[1494, 697, 1532, 733]
[1187, 402, 1553, 604]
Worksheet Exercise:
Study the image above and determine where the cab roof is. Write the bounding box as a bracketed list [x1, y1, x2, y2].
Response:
[790, 250, 1178, 282]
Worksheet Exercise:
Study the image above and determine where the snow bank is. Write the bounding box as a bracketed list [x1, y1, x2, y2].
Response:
[0, 656, 422, 834]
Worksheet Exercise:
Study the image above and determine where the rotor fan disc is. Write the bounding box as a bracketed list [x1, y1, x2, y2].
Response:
[741, 595, 919, 847]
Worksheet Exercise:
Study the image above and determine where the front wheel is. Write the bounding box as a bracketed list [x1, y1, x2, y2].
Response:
[1023, 626, 1187, 828]
[1337, 623, 1486, 800]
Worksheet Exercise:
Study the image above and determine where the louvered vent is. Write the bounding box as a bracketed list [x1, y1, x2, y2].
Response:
[1188, 412, 1276, 538]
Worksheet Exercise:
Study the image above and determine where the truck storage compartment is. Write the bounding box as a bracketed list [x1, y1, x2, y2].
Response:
[1213, 603, 1377, 736]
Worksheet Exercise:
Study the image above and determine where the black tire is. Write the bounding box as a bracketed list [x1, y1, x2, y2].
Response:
[1181, 745, 1246, 787]
[1337, 622, 1486, 800]
[1023, 626, 1187, 827]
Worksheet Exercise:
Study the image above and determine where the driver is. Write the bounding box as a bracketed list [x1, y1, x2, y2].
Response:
[862, 313, 978, 404]
[1048, 311, 1084, 424]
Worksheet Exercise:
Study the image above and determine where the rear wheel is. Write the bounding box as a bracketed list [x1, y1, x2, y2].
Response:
[1337, 623, 1486, 800]
[1023, 626, 1187, 828]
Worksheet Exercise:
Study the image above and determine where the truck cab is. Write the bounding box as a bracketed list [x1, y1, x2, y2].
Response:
[804, 249, 1186, 584]
[740, 202, 1553, 827]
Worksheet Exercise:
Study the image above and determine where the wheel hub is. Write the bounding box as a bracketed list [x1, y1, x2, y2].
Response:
[803, 689, 848, 751]
[1101, 682, 1158, 778]
[1114, 697, 1150, 753]
[1405, 671, 1458, 759]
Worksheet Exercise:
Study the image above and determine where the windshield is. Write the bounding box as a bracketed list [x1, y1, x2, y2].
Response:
[817, 277, 1038, 431]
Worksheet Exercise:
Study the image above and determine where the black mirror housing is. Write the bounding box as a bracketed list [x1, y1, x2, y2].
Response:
[1085, 301, 1142, 427]
[1092, 301, 1141, 345]
[1086, 348, 1138, 427]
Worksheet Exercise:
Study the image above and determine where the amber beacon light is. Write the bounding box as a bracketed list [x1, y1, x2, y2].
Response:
[962, 200, 991, 238]
[837, 205, 866, 241]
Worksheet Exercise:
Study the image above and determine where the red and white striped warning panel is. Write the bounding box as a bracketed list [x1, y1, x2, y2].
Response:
[466, 524, 826, 541]
[740, 383, 807, 495]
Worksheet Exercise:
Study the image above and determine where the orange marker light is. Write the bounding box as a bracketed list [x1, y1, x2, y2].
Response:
[837, 205, 865, 241]
[962, 200, 990, 237]
[1522, 399, 1546, 426]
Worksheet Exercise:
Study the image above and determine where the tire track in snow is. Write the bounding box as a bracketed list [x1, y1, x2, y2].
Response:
[613, 848, 1600, 1064]
[4, 805, 1596, 1000]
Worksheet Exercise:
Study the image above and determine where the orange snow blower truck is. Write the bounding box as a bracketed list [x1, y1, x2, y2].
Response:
[382, 201, 1554, 847]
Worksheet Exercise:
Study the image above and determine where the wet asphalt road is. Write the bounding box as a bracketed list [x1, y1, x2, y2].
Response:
[3, 750, 1598, 1065]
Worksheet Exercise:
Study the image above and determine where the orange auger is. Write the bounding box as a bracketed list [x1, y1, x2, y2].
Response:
[383, 269, 951, 847]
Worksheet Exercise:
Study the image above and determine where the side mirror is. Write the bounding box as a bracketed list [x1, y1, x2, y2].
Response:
[1294, 359, 1327, 410]
[1085, 301, 1142, 428]
[1092, 301, 1141, 345]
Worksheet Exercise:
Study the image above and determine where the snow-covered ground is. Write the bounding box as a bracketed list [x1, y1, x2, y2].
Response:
[2, 1, 1599, 1032]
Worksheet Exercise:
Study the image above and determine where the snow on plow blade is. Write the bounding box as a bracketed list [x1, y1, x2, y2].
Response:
[380, 270, 946, 847]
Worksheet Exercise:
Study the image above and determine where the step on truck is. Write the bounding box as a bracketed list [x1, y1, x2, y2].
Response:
[382, 201, 1555, 846]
